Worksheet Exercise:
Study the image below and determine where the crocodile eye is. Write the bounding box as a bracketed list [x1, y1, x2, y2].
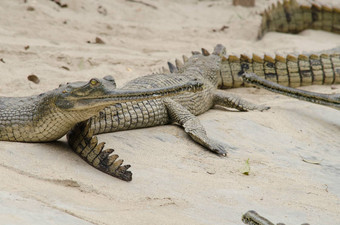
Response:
[89, 78, 100, 86]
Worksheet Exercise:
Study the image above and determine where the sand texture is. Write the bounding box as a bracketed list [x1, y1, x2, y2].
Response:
[0, 0, 339, 224]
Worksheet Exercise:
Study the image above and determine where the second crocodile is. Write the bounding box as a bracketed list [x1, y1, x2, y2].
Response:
[68, 0, 340, 181]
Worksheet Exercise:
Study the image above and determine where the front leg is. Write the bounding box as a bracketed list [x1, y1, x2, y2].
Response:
[213, 90, 269, 111]
[163, 98, 230, 156]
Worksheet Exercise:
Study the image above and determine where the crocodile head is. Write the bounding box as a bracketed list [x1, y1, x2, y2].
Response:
[53, 75, 119, 112]
[46, 75, 202, 120]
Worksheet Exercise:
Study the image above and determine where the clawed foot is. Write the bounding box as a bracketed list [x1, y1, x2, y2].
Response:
[95, 149, 133, 181]
[206, 139, 236, 156]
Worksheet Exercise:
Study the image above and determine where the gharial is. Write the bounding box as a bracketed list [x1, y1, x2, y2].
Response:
[1, 0, 340, 182]
[0, 76, 202, 142]
[67, 0, 340, 181]
[0, 76, 204, 177]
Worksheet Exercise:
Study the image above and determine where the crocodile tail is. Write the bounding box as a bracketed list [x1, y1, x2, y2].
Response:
[258, 0, 340, 39]
[220, 52, 340, 88]
[67, 118, 132, 181]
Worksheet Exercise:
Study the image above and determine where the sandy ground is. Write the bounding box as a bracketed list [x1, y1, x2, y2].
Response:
[0, 0, 340, 224]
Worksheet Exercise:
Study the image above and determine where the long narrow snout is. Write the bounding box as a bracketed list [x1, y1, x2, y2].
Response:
[243, 73, 340, 110]
[68, 80, 204, 110]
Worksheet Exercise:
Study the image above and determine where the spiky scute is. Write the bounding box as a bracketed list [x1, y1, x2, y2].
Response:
[67, 119, 132, 181]
[219, 52, 340, 89]
[258, 0, 340, 39]
[67, 0, 340, 182]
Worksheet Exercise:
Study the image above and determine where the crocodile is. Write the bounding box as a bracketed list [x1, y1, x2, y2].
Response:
[0, 76, 203, 142]
[242, 210, 310, 225]
[243, 72, 340, 110]
[67, 0, 340, 181]
[68, 46, 270, 181]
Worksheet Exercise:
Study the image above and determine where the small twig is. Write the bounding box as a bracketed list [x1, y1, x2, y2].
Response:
[240, 158, 250, 175]
[126, 0, 158, 10]
[299, 154, 322, 165]
[50, 0, 68, 8]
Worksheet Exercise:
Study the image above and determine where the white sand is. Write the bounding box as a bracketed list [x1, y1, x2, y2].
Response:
[0, 0, 339, 224]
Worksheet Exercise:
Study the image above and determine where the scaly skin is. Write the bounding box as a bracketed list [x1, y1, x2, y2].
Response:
[257, 0, 340, 39]
[68, 46, 270, 181]
[219, 50, 340, 89]
[0, 76, 202, 142]
[0, 76, 203, 180]
[243, 72, 340, 110]
[242, 210, 310, 225]
[68, 0, 340, 181]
